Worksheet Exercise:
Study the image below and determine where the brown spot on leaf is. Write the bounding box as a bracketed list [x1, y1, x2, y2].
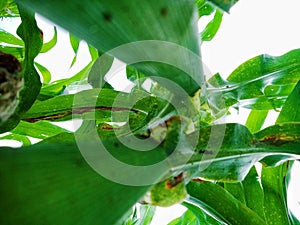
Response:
[165, 116, 181, 127]
[192, 178, 205, 183]
[166, 173, 183, 189]
[101, 125, 114, 130]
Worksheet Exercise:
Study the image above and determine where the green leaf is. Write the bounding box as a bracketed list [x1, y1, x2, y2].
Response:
[0, 0, 19, 17]
[181, 201, 221, 225]
[149, 176, 187, 207]
[88, 45, 99, 61]
[17, 0, 203, 95]
[39, 60, 93, 99]
[201, 10, 223, 41]
[207, 0, 239, 13]
[196, 0, 215, 17]
[35, 62, 51, 83]
[224, 182, 246, 204]
[0, 133, 169, 225]
[242, 167, 265, 220]
[255, 123, 300, 144]
[208, 49, 300, 110]
[134, 205, 156, 225]
[0, 28, 24, 46]
[70, 33, 80, 53]
[183, 123, 300, 181]
[245, 110, 268, 133]
[0, 3, 42, 133]
[0, 45, 24, 60]
[186, 179, 266, 225]
[0, 133, 31, 146]
[261, 164, 290, 225]
[40, 26, 57, 53]
[11, 120, 69, 139]
[69, 33, 80, 67]
[24, 89, 165, 127]
[126, 65, 146, 90]
[285, 161, 300, 224]
[168, 208, 198, 225]
[276, 81, 300, 123]
[0, 0, 7, 14]
[88, 53, 114, 88]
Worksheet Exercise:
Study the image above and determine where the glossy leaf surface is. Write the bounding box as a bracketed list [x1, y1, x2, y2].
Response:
[208, 49, 300, 110]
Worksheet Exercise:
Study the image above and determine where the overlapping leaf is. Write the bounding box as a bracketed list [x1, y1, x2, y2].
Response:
[0, 4, 42, 133]
[40, 26, 57, 53]
[181, 123, 300, 181]
[186, 179, 266, 225]
[0, 0, 19, 17]
[208, 49, 300, 110]
[0, 133, 169, 225]
[17, 0, 203, 95]
[207, 0, 238, 12]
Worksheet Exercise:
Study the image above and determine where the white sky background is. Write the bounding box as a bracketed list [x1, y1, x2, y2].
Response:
[0, 0, 300, 224]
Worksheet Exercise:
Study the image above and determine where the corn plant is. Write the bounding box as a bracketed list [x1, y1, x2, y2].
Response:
[0, 0, 299, 224]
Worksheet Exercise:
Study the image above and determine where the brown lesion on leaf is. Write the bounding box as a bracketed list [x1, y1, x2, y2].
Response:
[100, 125, 114, 130]
[165, 173, 184, 189]
[192, 178, 205, 183]
[23, 106, 141, 122]
[165, 115, 182, 127]
[259, 134, 296, 146]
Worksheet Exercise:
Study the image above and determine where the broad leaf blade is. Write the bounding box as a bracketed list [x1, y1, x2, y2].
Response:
[11, 120, 69, 139]
[17, 0, 203, 95]
[245, 110, 268, 133]
[276, 81, 300, 123]
[184, 123, 300, 181]
[261, 164, 290, 225]
[88, 53, 114, 88]
[224, 182, 246, 204]
[186, 180, 266, 225]
[0, 133, 169, 225]
[242, 167, 265, 220]
[23, 89, 162, 122]
[208, 49, 300, 110]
